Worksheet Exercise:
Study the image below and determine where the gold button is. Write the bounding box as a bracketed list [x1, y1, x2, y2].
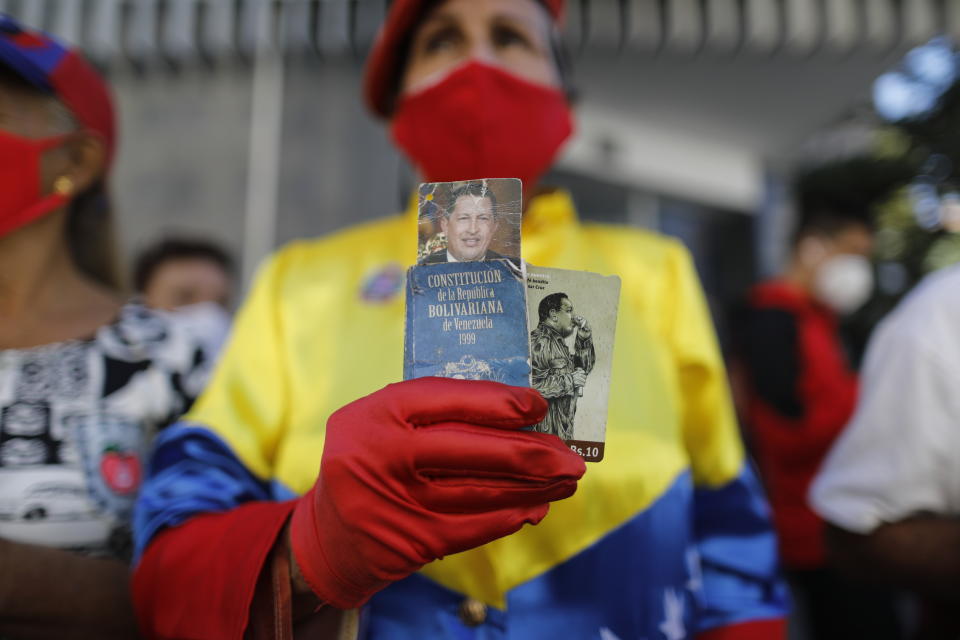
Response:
[458, 598, 488, 627]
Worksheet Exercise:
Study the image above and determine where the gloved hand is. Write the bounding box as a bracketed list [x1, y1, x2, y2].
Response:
[289, 377, 585, 609]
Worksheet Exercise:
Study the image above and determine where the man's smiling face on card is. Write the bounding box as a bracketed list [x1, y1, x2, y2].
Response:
[441, 194, 498, 261]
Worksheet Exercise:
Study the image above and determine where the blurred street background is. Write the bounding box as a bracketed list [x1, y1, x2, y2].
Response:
[5, 1, 958, 340]
[7, 3, 960, 637]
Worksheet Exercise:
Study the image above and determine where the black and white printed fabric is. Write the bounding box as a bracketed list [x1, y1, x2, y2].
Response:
[0, 304, 213, 559]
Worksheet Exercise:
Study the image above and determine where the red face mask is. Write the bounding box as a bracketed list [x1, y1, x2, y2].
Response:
[0, 129, 71, 238]
[390, 61, 574, 194]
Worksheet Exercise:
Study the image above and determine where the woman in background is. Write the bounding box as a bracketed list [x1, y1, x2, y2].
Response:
[0, 15, 209, 638]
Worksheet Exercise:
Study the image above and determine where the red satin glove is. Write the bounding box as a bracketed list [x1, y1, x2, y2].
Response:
[289, 377, 585, 609]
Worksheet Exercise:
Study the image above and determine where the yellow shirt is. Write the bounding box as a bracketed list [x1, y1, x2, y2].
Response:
[187, 189, 744, 607]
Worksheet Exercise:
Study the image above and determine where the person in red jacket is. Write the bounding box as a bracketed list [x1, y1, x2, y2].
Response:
[734, 204, 903, 639]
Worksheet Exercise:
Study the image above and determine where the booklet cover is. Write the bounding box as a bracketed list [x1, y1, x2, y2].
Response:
[526, 266, 621, 462]
[404, 260, 530, 386]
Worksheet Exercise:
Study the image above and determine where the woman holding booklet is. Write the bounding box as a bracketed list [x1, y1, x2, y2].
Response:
[132, 1, 788, 638]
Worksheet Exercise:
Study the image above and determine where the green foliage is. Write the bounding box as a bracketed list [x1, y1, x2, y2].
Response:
[874, 187, 944, 280]
[895, 80, 960, 168]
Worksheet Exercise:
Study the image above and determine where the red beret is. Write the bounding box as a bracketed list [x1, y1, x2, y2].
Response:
[363, 0, 564, 119]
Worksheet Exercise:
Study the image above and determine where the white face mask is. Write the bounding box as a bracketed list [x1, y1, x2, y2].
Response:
[813, 254, 875, 315]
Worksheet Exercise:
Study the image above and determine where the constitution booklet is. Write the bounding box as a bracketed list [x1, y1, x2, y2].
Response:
[404, 178, 529, 387]
[403, 261, 530, 385]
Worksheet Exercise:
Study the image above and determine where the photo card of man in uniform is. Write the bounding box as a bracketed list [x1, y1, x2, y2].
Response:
[416, 178, 521, 268]
[526, 266, 621, 462]
[405, 179, 529, 387]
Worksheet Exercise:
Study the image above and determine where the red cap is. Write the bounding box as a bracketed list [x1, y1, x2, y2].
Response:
[363, 0, 565, 119]
[0, 14, 117, 165]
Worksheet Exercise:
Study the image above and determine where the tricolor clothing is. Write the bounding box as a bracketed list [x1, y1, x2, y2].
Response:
[132, 191, 788, 639]
[529, 321, 595, 439]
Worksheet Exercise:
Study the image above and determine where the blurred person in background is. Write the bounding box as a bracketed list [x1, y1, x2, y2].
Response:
[134, 237, 234, 312]
[733, 203, 904, 639]
[810, 261, 960, 640]
[0, 15, 211, 639]
[131, 1, 787, 638]
[134, 237, 236, 357]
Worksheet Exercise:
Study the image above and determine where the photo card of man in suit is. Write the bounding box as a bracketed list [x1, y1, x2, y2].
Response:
[417, 178, 521, 268]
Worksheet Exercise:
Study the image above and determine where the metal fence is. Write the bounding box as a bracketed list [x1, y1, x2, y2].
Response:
[1, 0, 957, 69]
